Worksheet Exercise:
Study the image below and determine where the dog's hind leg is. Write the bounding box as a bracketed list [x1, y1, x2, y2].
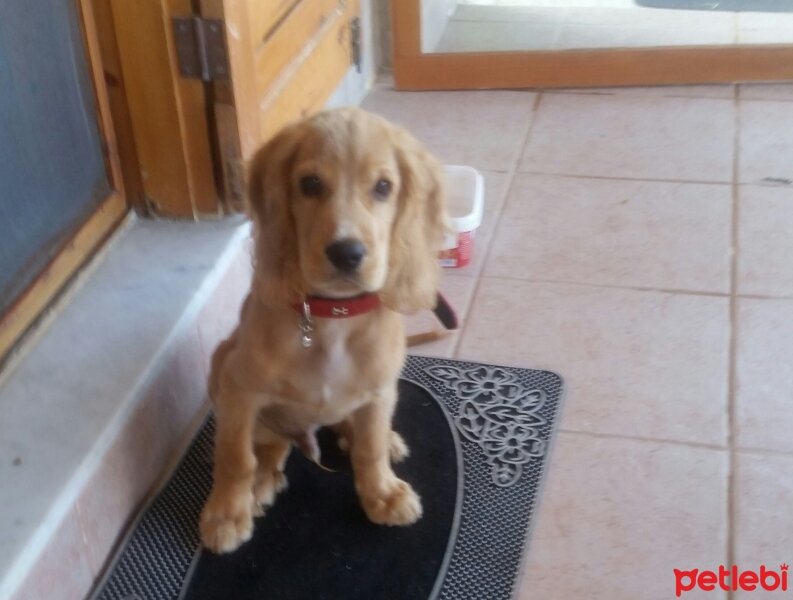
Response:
[251, 427, 291, 516]
[332, 419, 353, 452]
[387, 431, 409, 463]
[334, 420, 409, 463]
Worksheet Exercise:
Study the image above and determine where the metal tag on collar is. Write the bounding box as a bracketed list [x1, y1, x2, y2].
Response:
[299, 300, 314, 348]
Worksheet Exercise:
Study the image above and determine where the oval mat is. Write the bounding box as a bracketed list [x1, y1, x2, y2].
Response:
[91, 356, 563, 600]
[181, 379, 462, 600]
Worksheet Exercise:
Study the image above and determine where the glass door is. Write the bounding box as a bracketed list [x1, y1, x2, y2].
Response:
[391, 0, 793, 89]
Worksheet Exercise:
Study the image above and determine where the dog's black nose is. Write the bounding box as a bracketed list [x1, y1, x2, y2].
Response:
[325, 239, 367, 273]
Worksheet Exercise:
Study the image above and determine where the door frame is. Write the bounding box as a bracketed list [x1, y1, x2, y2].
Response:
[390, 0, 793, 90]
[199, 0, 361, 210]
[109, 0, 220, 218]
[0, 0, 128, 360]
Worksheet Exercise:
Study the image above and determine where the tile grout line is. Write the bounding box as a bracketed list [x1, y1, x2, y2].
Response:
[451, 91, 543, 359]
[558, 427, 728, 453]
[550, 86, 793, 104]
[544, 90, 738, 100]
[450, 271, 793, 303]
[734, 96, 793, 104]
[726, 83, 742, 598]
[516, 169, 733, 187]
[738, 292, 793, 302]
[475, 274, 733, 299]
[511, 167, 793, 189]
[733, 445, 793, 460]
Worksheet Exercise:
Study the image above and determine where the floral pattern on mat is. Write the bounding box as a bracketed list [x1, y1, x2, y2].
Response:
[425, 364, 547, 487]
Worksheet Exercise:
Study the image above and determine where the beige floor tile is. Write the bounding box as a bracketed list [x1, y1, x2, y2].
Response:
[485, 174, 732, 293]
[521, 93, 735, 182]
[739, 101, 793, 186]
[361, 84, 537, 171]
[196, 242, 253, 371]
[446, 170, 510, 278]
[405, 274, 478, 358]
[738, 186, 793, 298]
[739, 83, 793, 102]
[736, 298, 793, 453]
[75, 326, 207, 575]
[10, 507, 94, 600]
[733, 451, 793, 599]
[516, 432, 728, 600]
[558, 85, 735, 99]
[457, 279, 730, 445]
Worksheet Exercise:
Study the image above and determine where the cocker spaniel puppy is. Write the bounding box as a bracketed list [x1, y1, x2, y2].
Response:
[200, 107, 448, 553]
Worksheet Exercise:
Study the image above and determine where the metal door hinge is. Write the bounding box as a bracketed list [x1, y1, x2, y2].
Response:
[225, 159, 245, 212]
[350, 17, 362, 73]
[172, 16, 229, 82]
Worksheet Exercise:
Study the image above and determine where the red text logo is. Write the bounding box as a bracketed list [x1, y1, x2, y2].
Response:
[674, 564, 788, 596]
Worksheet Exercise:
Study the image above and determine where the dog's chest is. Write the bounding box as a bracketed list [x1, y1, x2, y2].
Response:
[312, 334, 352, 404]
[283, 321, 366, 412]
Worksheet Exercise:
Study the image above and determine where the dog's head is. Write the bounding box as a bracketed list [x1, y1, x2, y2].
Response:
[247, 107, 448, 313]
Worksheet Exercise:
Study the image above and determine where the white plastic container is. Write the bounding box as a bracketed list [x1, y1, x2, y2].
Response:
[439, 165, 484, 268]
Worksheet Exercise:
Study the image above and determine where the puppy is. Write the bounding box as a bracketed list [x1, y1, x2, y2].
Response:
[200, 107, 448, 553]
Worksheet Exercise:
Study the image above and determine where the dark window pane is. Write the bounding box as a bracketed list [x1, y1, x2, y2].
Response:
[0, 0, 112, 315]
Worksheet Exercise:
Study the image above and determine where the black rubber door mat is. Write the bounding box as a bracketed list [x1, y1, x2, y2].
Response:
[182, 378, 458, 600]
[91, 356, 564, 600]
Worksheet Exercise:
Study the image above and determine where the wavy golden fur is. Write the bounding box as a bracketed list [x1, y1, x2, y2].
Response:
[200, 108, 448, 553]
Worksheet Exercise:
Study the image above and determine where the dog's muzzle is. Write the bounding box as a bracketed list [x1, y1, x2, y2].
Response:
[325, 238, 367, 273]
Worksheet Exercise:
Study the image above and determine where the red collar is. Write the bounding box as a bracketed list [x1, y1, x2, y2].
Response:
[293, 293, 381, 319]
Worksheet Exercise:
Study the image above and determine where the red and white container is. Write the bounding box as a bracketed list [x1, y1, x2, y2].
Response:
[439, 165, 484, 268]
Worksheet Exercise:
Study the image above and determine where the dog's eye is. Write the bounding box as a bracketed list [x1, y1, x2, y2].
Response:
[299, 175, 324, 197]
[373, 178, 392, 200]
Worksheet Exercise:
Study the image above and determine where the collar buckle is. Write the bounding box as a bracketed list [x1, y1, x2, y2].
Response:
[299, 301, 314, 348]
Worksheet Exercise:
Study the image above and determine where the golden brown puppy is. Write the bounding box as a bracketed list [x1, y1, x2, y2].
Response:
[200, 107, 448, 553]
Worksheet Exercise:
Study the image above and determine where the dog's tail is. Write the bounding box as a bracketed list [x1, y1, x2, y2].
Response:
[406, 293, 458, 347]
[406, 330, 449, 347]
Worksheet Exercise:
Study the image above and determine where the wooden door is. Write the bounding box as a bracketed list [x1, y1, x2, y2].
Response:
[0, 0, 127, 358]
[200, 0, 362, 210]
[391, 0, 793, 90]
[104, 0, 359, 217]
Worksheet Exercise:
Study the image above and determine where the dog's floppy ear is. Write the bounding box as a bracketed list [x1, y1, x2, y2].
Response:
[380, 126, 448, 314]
[246, 124, 307, 305]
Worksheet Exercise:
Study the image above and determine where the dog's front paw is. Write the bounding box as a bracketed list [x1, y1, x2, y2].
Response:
[200, 488, 254, 553]
[252, 470, 288, 516]
[360, 478, 423, 526]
